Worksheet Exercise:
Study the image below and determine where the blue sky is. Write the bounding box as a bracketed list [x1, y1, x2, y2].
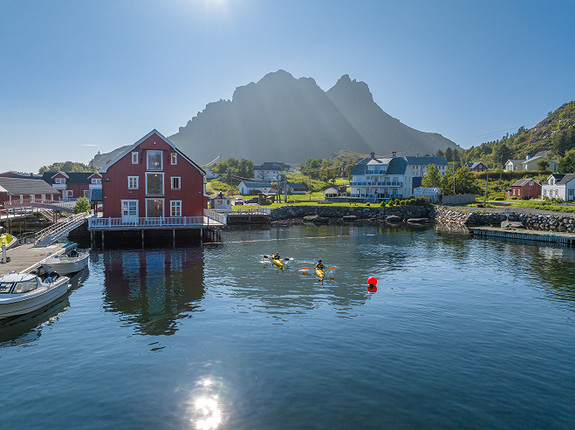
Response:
[1, 0, 574, 173]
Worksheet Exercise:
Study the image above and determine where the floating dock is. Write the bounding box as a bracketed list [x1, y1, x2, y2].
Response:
[471, 227, 575, 247]
[0, 243, 74, 276]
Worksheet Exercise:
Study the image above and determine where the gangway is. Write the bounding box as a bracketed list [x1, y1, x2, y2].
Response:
[34, 212, 92, 247]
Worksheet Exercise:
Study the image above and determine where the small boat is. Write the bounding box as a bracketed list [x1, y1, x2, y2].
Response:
[42, 250, 89, 275]
[0, 233, 17, 249]
[272, 257, 284, 269]
[315, 267, 326, 279]
[0, 272, 70, 319]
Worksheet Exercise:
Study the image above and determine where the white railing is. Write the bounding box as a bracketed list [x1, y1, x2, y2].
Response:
[88, 216, 205, 230]
[34, 211, 92, 247]
[4, 198, 76, 209]
[204, 209, 228, 225]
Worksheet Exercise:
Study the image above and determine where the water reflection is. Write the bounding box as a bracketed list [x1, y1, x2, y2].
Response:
[0, 267, 89, 347]
[102, 248, 205, 335]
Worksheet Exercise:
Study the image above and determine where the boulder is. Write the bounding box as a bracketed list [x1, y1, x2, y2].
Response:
[501, 220, 524, 229]
[407, 218, 430, 224]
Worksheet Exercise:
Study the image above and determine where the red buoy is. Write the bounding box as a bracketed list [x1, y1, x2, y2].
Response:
[367, 276, 377, 286]
[368, 284, 377, 293]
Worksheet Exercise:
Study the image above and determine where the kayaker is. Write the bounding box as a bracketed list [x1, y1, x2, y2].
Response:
[315, 260, 325, 270]
[273, 252, 281, 260]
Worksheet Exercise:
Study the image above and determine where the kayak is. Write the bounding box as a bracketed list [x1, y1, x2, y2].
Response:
[315, 267, 325, 279]
[272, 258, 284, 269]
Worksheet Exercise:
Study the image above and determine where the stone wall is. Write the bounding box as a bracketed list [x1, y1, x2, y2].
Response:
[270, 205, 432, 222]
[434, 206, 575, 233]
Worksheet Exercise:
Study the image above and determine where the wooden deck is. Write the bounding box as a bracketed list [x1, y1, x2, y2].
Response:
[471, 227, 575, 247]
[0, 243, 74, 276]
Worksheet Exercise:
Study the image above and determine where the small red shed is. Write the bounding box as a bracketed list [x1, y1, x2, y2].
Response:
[505, 178, 541, 200]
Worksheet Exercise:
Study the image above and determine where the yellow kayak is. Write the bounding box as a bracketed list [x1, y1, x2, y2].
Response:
[272, 258, 284, 269]
[315, 267, 325, 279]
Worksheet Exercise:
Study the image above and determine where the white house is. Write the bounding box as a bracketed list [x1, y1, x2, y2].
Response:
[210, 192, 232, 210]
[349, 153, 448, 202]
[238, 180, 274, 196]
[505, 156, 558, 172]
[253, 162, 289, 182]
[541, 173, 575, 201]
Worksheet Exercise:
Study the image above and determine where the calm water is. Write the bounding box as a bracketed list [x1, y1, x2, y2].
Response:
[1, 225, 574, 429]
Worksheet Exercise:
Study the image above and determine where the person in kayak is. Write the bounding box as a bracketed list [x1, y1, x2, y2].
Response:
[273, 252, 281, 260]
[315, 260, 325, 270]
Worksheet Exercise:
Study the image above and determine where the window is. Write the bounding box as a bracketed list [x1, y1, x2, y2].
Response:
[122, 200, 138, 216]
[132, 151, 138, 164]
[55, 177, 66, 184]
[171, 152, 177, 165]
[128, 176, 139, 190]
[146, 199, 164, 217]
[170, 200, 182, 217]
[83, 190, 91, 198]
[147, 150, 163, 170]
[146, 173, 164, 195]
[171, 176, 181, 189]
[91, 178, 102, 184]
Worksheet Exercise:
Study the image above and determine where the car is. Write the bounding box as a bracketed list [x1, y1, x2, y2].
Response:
[234, 198, 244, 205]
[246, 197, 259, 204]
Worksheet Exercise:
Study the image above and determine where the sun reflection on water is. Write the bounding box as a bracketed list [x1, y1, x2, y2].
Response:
[187, 377, 224, 430]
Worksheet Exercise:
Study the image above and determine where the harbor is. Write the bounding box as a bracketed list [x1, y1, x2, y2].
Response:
[0, 243, 74, 276]
[471, 226, 575, 247]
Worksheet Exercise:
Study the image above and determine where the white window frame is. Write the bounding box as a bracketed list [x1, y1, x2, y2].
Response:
[171, 176, 181, 190]
[145, 172, 164, 195]
[171, 152, 177, 165]
[54, 177, 66, 184]
[121, 199, 138, 218]
[132, 151, 138, 164]
[91, 178, 102, 184]
[147, 150, 163, 171]
[128, 176, 139, 190]
[170, 200, 182, 217]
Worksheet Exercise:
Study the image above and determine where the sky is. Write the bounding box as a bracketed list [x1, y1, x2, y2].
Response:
[1, 0, 574, 173]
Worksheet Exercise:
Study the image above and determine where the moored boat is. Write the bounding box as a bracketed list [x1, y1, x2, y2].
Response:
[0, 273, 70, 319]
[0, 233, 18, 249]
[42, 250, 89, 275]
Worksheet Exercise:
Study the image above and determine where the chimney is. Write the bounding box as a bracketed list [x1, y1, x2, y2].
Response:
[392, 152, 397, 157]
[370, 152, 375, 159]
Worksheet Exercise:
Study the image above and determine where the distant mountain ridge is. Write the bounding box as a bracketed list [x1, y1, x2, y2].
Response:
[169, 70, 458, 164]
[91, 70, 459, 168]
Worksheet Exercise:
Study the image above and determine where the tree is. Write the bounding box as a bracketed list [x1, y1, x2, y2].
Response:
[492, 143, 513, 168]
[537, 159, 550, 171]
[444, 147, 453, 162]
[452, 166, 478, 194]
[211, 158, 254, 184]
[421, 164, 441, 187]
[559, 149, 575, 174]
[435, 149, 444, 157]
[39, 161, 97, 174]
[73, 197, 91, 214]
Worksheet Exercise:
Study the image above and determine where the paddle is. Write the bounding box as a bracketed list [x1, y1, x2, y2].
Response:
[263, 255, 292, 261]
[302, 266, 335, 271]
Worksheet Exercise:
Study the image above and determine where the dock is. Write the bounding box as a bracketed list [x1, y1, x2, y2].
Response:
[471, 227, 575, 247]
[0, 243, 74, 276]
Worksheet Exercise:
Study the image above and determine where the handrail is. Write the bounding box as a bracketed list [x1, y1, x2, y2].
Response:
[88, 216, 207, 230]
[34, 212, 91, 245]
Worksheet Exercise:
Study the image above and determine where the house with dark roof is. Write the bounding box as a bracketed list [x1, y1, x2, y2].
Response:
[541, 173, 575, 201]
[505, 156, 558, 172]
[505, 178, 541, 200]
[253, 162, 289, 182]
[465, 162, 488, 172]
[238, 180, 274, 196]
[349, 153, 448, 202]
[41, 171, 102, 201]
[0, 177, 60, 209]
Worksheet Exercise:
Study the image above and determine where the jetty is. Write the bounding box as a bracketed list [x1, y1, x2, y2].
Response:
[0, 243, 75, 276]
[471, 227, 575, 247]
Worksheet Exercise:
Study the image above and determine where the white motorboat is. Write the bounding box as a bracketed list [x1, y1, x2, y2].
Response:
[42, 250, 89, 275]
[0, 272, 70, 319]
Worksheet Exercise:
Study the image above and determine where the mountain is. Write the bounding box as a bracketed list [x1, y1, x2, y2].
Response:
[168, 70, 458, 164]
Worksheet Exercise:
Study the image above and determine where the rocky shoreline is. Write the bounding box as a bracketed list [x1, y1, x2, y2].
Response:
[269, 204, 575, 233]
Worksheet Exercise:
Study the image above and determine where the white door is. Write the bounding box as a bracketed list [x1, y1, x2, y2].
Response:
[121, 200, 138, 223]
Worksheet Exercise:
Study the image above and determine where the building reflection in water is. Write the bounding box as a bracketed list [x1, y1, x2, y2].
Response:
[102, 248, 205, 336]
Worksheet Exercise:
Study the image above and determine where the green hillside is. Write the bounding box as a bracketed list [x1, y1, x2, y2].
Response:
[464, 101, 575, 167]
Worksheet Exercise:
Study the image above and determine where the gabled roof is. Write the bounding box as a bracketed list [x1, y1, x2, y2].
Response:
[557, 174, 575, 185]
[0, 177, 60, 196]
[506, 159, 525, 165]
[404, 156, 448, 166]
[254, 162, 289, 171]
[99, 129, 205, 175]
[240, 181, 273, 188]
[88, 172, 102, 179]
[510, 178, 540, 187]
[51, 171, 70, 179]
[466, 162, 486, 169]
[351, 156, 407, 176]
[521, 155, 557, 165]
[42, 172, 96, 184]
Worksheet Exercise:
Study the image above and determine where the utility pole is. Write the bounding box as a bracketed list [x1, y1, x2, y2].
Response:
[483, 170, 489, 205]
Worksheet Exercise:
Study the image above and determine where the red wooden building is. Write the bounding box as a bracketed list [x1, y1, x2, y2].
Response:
[505, 178, 542, 200]
[41, 171, 102, 201]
